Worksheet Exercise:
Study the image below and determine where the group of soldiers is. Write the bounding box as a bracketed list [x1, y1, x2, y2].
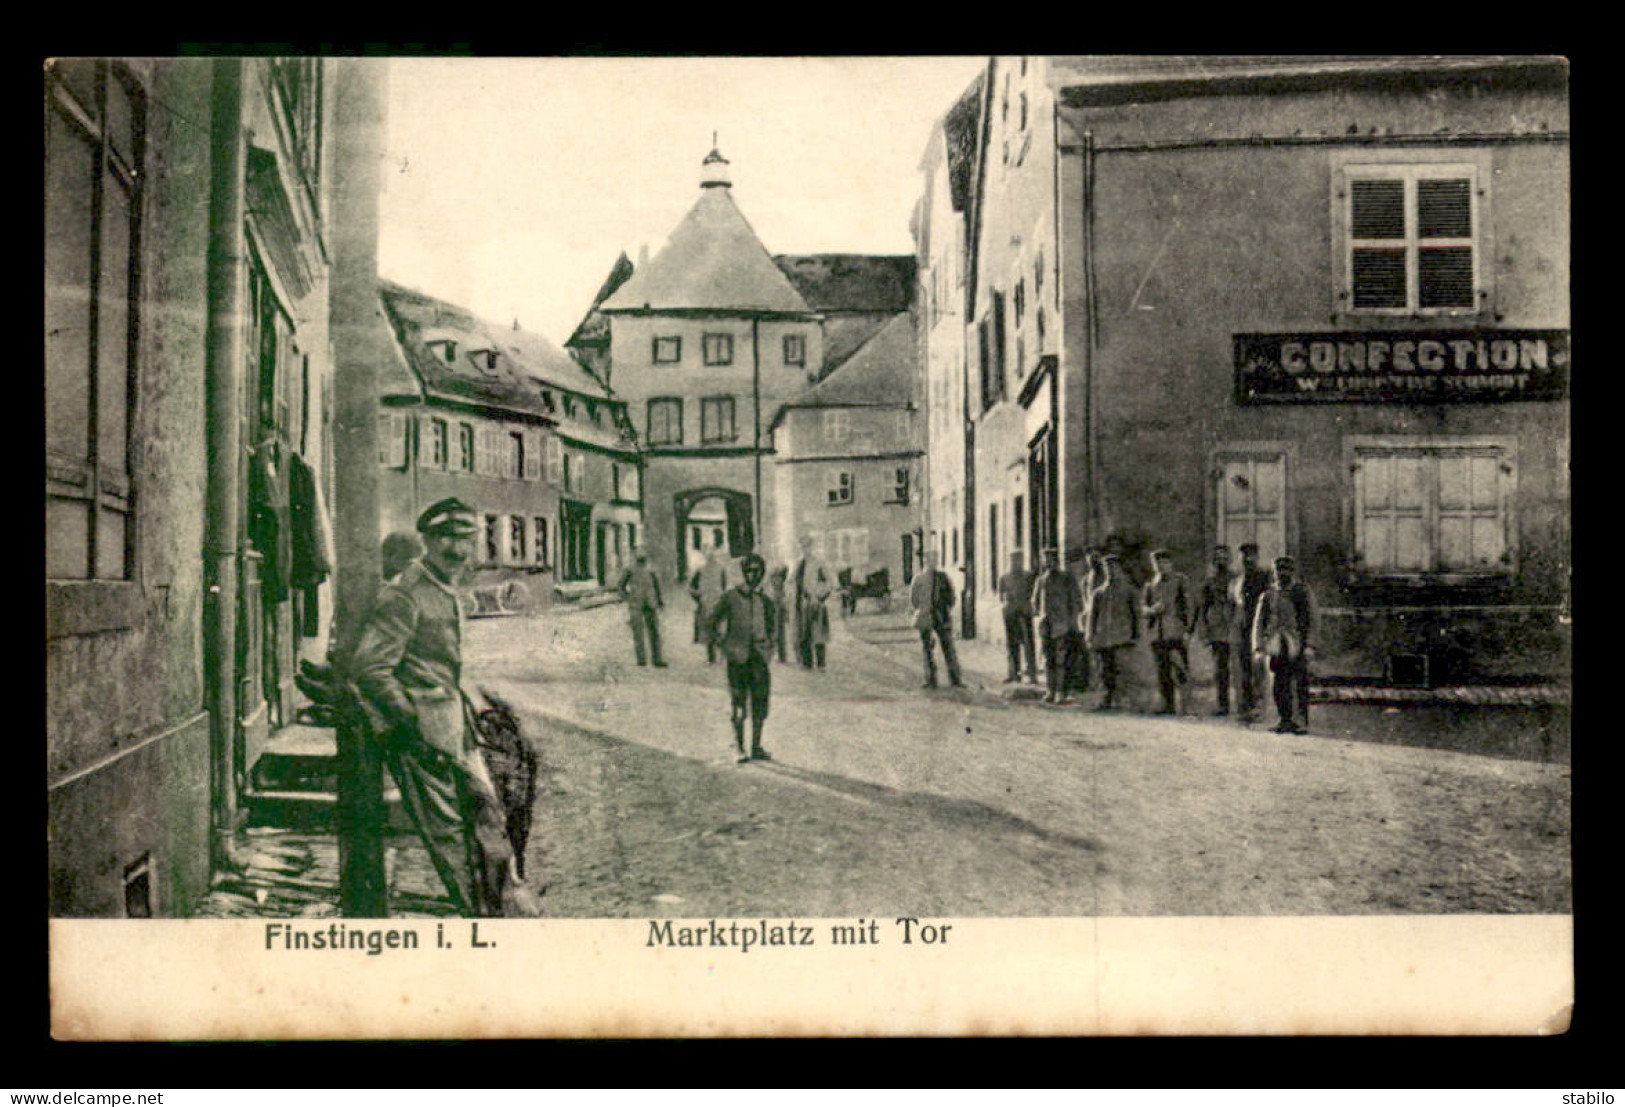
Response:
[996, 543, 1316, 734]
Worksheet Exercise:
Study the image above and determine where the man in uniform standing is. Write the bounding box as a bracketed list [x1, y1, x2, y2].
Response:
[618, 547, 667, 667]
[1088, 552, 1140, 711]
[1252, 555, 1316, 735]
[996, 551, 1038, 684]
[1190, 545, 1238, 716]
[911, 549, 964, 689]
[1231, 542, 1274, 724]
[708, 553, 777, 763]
[793, 534, 833, 670]
[1141, 549, 1193, 715]
[1031, 548, 1083, 705]
[352, 497, 528, 917]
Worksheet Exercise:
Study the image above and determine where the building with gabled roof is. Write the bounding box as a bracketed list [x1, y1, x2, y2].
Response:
[378, 280, 644, 605]
[768, 310, 924, 590]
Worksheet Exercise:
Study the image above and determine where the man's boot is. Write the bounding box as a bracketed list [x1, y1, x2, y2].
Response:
[733, 722, 749, 763]
[750, 720, 770, 761]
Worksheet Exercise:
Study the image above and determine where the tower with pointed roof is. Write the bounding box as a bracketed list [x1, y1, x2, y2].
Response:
[596, 145, 828, 585]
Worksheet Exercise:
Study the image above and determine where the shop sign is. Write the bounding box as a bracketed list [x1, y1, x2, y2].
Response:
[1234, 330, 1569, 404]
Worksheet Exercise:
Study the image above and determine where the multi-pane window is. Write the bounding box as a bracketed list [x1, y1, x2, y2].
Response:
[887, 467, 911, 505]
[700, 396, 737, 443]
[483, 514, 500, 565]
[1352, 440, 1512, 577]
[653, 336, 681, 364]
[647, 397, 683, 446]
[45, 60, 144, 581]
[546, 436, 563, 484]
[509, 515, 527, 564]
[702, 333, 734, 366]
[822, 410, 850, 443]
[457, 422, 475, 471]
[377, 412, 409, 468]
[783, 333, 806, 367]
[1344, 164, 1478, 313]
[827, 471, 854, 506]
[533, 517, 549, 568]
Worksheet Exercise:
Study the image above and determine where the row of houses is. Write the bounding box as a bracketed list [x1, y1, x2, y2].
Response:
[915, 55, 1570, 684]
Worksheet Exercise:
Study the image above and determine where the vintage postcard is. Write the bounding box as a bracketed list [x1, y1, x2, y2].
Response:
[47, 55, 1570, 1039]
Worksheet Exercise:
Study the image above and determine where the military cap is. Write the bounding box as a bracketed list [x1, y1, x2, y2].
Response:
[1273, 555, 1296, 569]
[416, 497, 478, 537]
[1238, 542, 1260, 553]
[740, 552, 767, 575]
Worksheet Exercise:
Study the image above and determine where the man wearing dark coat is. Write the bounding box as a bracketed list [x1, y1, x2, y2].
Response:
[1190, 545, 1238, 716]
[351, 497, 529, 917]
[1142, 548, 1193, 715]
[997, 551, 1038, 684]
[708, 553, 778, 763]
[1231, 542, 1274, 723]
[911, 550, 963, 689]
[618, 547, 667, 667]
[1031, 547, 1084, 705]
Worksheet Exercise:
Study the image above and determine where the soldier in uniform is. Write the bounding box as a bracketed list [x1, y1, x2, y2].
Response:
[1031, 548, 1083, 705]
[1190, 545, 1239, 716]
[1141, 549, 1193, 715]
[618, 547, 667, 667]
[1252, 555, 1316, 735]
[1231, 542, 1274, 724]
[352, 497, 529, 917]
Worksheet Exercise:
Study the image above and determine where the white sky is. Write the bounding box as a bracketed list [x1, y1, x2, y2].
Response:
[378, 56, 987, 345]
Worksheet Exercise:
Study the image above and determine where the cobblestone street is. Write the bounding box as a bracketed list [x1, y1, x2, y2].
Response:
[463, 600, 1571, 918]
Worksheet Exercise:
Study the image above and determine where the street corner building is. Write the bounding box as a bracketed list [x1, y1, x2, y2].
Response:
[918, 55, 1569, 684]
[376, 281, 644, 612]
[46, 59, 391, 915]
[566, 144, 925, 592]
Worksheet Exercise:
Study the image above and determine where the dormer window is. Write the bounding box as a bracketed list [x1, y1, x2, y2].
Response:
[423, 339, 458, 364]
[467, 347, 499, 374]
[540, 389, 556, 414]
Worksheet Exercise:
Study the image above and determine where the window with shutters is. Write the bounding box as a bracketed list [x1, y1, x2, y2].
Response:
[507, 430, 524, 480]
[509, 515, 527, 564]
[647, 397, 683, 446]
[377, 412, 409, 469]
[1348, 437, 1515, 580]
[702, 333, 734, 366]
[522, 428, 542, 481]
[424, 417, 448, 468]
[885, 467, 911, 505]
[783, 333, 806, 367]
[45, 60, 144, 583]
[827, 471, 854, 507]
[700, 396, 737, 443]
[457, 422, 475, 472]
[1341, 163, 1480, 315]
[1213, 447, 1290, 570]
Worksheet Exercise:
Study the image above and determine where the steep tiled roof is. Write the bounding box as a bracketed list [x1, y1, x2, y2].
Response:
[819, 314, 896, 379]
[773, 255, 917, 314]
[600, 188, 812, 315]
[379, 280, 634, 451]
[773, 311, 917, 432]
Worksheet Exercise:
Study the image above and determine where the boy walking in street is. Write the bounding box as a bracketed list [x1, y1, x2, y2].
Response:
[708, 553, 778, 763]
[1142, 549, 1193, 715]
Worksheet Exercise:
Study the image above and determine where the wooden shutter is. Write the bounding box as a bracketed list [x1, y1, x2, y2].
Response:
[522, 428, 542, 481]
[1416, 176, 1475, 309]
[546, 435, 563, 485]
[417, 414, 437, 469]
